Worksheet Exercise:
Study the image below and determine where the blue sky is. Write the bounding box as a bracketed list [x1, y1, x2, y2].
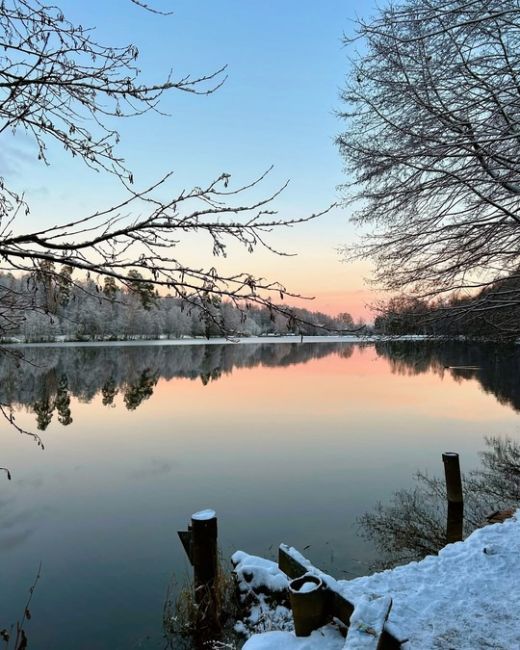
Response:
[2, 0, 379, 318]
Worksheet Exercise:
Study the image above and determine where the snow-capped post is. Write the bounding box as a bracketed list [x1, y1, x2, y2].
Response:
[191, 509, 218, 594]
[442, 453, 464, 543]
[177, 509, 219, 630]
[288, 574, 328, 636]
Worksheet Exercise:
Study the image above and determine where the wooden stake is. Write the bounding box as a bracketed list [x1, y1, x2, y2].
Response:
[442, 452, 463, 504]
[446, 500, 464, 544]
[442, 453, 464, 544]
[178, 509, 219, 632]
[191, 509, 218, 597]
[289, 574, 328, 637]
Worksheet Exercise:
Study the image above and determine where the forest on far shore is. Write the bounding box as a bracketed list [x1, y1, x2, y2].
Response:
[0, 269, 356, 342]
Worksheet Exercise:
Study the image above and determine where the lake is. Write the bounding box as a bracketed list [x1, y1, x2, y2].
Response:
[1, 339, 519, 649]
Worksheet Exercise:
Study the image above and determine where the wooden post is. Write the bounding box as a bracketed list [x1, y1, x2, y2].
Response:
[442, 452, 463, 503]
[288, 574, 328, 637]
[178, 509, 219, 631]
[191, 509, 218, 598]
[446, 500, 464, 544]
[442, 453, 464, 543]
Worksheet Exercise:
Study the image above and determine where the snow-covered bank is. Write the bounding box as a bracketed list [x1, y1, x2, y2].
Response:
[244, 627, 345, 650]
[1, 334, 433, 348]
[241, 512, 520, 649]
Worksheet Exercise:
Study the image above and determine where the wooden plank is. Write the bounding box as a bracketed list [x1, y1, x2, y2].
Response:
[177, 530, 193, 564]
[485, 508, 515, 525]
[378, 630, 403, 650]
[344, 595, 392, 649]
[278, 544, 310, 579]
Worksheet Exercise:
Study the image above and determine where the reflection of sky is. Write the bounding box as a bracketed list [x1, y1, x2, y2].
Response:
[0, 0, 379, 319]
[2, 344, 519, 649]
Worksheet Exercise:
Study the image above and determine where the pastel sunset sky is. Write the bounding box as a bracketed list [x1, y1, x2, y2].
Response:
[0, 0, 382, 319]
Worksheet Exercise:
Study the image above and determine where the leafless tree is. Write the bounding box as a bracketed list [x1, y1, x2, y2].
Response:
[359, 436, 520, 569]
[0, 0, 330, 338]
[337, 0, 520, 327]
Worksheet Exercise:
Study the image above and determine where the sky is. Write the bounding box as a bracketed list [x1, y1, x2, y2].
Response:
[1, 0, 381, 320]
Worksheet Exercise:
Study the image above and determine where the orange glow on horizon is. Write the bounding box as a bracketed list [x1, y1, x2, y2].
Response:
[141, 346, 514, 427]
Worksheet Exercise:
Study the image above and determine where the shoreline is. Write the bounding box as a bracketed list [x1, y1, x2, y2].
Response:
[0, 334, 435, 348]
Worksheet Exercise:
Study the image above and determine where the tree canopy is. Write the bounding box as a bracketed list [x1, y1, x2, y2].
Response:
[338, 0, 520, 330]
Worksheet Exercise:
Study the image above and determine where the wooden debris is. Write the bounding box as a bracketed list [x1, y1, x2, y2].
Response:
[278, 544, 403, 648]
[485, 508, 515, 525]
[344, 595, 392, 649]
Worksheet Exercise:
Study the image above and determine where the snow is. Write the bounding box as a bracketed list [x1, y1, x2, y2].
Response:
[241, 513, 520, 650]
[2, 333, 440, 348]
[280, 545, 345, 596]
[243, 626, 345, 650]
[294, 580, 321, 594]
[232, 551, 293, 636]
[232, 551, 289, 593]
[341, 513, 520, 649]
[343, 595, 391, 648]
[192, 508, 216, 521]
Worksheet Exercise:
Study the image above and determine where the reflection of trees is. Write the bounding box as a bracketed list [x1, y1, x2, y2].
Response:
[32, 398, 54, 431]
[123, 369, 158, 411]
[0, 342, 351, 427]
[376, 340, 520, 412]
[101, 378, 118, 407]
[5, 340, 520, 429]
[359, 437, 520, 570]
[56, 377, 72, 426]
[472, 437, 520, 504]
[31, 375, 73, 431]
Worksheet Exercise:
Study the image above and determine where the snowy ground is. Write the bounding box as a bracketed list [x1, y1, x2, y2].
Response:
[241, 512, 520, 650]
[1, 334, 432, 348]
[242, 627, 345, 650]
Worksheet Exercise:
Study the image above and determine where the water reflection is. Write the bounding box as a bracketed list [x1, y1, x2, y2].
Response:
[0, 342, 352, 429]
[359, 436, 520, 569]
[376, 340, 520, 412]
[3, 340, 520, 432]
[1, 340, 520, 650]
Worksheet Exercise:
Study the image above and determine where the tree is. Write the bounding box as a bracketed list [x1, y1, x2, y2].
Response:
[373, 296, 429, 336]
[126, 270, 157, 310]
[359, 436, 520, 569]
[0, 0, 328, 338]
[338, 0, 520, 331]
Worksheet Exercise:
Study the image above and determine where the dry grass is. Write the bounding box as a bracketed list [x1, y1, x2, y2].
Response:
[163, 555, 242, 649]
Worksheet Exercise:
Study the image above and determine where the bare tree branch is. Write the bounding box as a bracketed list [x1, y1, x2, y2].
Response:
[338, 0, 520, 329]
[0, 0, 333, 342]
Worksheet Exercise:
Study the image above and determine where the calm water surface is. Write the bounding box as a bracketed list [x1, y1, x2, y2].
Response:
[1, 340, 519, 649]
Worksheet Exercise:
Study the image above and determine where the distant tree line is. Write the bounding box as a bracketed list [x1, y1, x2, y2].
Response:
[0, 270, 354, 342]
[374, 273, 520, 339]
